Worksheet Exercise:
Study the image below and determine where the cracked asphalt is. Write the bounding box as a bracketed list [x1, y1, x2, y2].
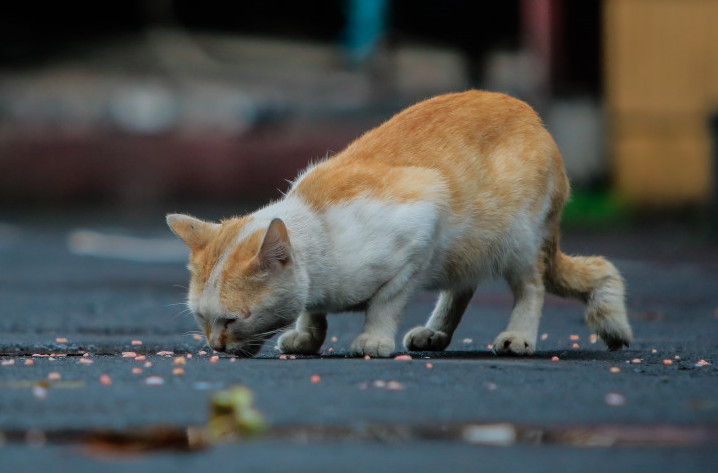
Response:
[1, 207, 717, 471]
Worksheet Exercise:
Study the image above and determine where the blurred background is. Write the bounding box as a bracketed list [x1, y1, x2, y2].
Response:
[1, 0, 717, 229]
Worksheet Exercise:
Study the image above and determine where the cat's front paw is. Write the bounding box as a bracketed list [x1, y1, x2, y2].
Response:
[493, 331, 535, 356]
[278, 329, 323, 354]
[403, 326, 450, 351]
[350, 333, 395, 358]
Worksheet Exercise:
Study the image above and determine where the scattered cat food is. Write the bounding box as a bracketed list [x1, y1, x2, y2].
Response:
[674, 355, 680, 360]
[55, 337, 68, 343]
[462, 338, 473, 344]
[198, 351, 207, 356]
[569, 335, 580, 341]
[394, 355, 413, 361]
[310, 374, 321, 383]
[32, 385, 48, 400]
[610, 366, 621, 373]
[486, 344, 494, 350]
[135, 355, 147, 362]
[551, 356, 559, 362]
[629, 358, 642, 364]
[663, 359, 673, 365]
[364, 355, 371, 360]
[590, 334, 598, 344]
[78, 358, 93, 365]
[327, 347, 334, 353]
[173, 368, 185, 376]
[132, 367, 142, 375]
[426, 362, 434, 370]
[25, 359, 35, 366]
[331, 336, 338, 342]
[145, 376, 164, 385]
[131, 340, 142, 346]
[210, 355, 220, 364]
[605, 392, 626, 406]
[278, 354, 287, 360]
[386, 381, 404, 391]
[121, 352, 137, 358]
[47, 372, 61, 381]
[230, 357, 237, 362]
[144, 361, 153, 368]
[289, 355, 297, 360]
[193, 334, 203, 341]
[157, 351, 174, 356]
[695, 359, 711, 367]
[651, 348, 658, 353]
[572, 343, 580, 349]
[173, 356, 187, 365]
[186, 353, 193, 359]
[540, 333, 548, 340]
[100, 374, 112, 386]
[372, 380, 387, 388]
[2, 359, 15, 366]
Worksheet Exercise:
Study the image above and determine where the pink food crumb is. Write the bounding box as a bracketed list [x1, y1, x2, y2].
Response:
[145, 376, 164, 385]
[121, 352, 137, 358]
[386, 380, 404, 391]
[310, 374, 321, 383]
[605, 392, 626, 406]
[394, 355, 413, 361]
[100, 374, 112, 386]
[131, 340, 142, 346]
[55, 337, 68, 343]
[551, 356, 559, 362]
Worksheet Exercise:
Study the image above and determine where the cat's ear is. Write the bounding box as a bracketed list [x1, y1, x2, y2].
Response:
[255, 218, 292, 271]
[166, 214, 218, 252]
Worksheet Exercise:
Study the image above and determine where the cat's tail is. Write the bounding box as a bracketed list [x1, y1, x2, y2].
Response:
[541, 234, 632, 350]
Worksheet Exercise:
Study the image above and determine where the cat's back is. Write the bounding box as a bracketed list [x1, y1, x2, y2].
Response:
[291, 90, 565, 212]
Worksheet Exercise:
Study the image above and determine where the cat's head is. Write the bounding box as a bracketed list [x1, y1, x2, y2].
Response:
[167, 214, 308, 356]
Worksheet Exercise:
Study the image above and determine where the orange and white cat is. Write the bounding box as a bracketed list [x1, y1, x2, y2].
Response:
[167, 90, 632, 357]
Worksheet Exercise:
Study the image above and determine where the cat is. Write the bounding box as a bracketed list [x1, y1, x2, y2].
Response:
[167, 90, 632, 358]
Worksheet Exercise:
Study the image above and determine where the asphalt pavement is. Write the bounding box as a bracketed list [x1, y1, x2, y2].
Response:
[1, 207, 717, 471]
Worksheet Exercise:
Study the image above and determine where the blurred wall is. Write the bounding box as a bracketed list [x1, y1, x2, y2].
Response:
[605, 0, 718, 206]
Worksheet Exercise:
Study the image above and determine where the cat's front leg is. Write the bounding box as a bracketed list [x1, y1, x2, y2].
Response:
[278, 311, 327, 355]
[403, 287, 475, 351]
[350, 266, 422, 358]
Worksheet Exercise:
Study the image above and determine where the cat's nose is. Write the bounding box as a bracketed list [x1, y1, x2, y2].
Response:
[209, 339, 226, 352]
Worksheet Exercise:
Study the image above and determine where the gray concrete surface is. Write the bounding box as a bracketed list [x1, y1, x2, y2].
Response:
[1, 209, 717, 471]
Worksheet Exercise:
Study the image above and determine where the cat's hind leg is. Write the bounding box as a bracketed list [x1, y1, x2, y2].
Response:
[403, 287, 475, 351]
[493, 264, 545, 355]
[278, 311, 327, 355]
